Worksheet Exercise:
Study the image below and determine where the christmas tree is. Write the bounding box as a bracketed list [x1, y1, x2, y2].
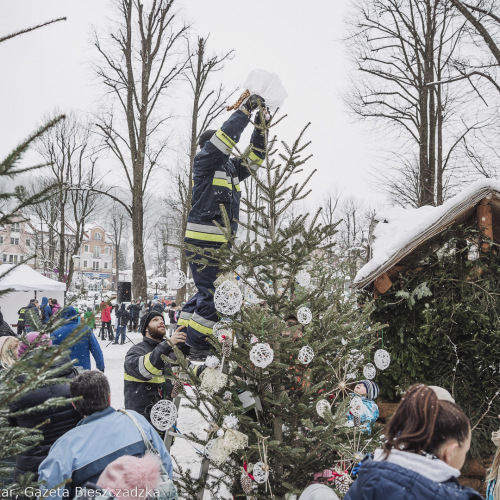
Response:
[172, 108, 384, 499]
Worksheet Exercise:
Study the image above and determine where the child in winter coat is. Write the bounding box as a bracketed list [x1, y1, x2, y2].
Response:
[344, 383, 482, 500]
[346, 380, 379, 434]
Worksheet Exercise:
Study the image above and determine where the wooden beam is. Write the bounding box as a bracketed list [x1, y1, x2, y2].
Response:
[374, 272, 392, 295]
[477, 201, 493, 253]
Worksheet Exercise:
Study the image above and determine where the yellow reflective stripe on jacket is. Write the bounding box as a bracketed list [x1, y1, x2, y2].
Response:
[185, 230, 228, 243]
[124, 373, 166, 384]
[177, 318, 190, 328]
[216, 129, 235, 149]
[235, 184, 241, 192]
[212, 178, 232, 190]
[249, 151, 264, 165]
[144, 352, 162, 376]
[188, 318, 213, 336]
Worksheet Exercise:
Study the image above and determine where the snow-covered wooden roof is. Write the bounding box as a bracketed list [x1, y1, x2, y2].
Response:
[352, 179, 500, 290]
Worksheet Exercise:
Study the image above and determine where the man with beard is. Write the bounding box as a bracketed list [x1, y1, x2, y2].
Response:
[123, 311, 202, 425]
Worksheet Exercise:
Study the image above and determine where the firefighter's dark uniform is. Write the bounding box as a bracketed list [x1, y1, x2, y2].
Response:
[179, 109, 265, 350]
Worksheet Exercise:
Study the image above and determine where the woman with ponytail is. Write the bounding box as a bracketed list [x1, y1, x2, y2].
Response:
[486, 420, 500, 500]
[345, 383, 483, 499]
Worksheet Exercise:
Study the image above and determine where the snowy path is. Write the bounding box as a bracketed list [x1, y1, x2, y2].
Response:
[91, 328, 231, 499]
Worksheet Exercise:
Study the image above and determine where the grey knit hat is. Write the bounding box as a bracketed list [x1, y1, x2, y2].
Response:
[360, 380, 379, 400]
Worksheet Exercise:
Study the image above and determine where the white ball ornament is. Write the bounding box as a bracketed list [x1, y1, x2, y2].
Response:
[252, 462, 269, 484]
[214, 280, 243, 315]
[165, 269, 186, 290]
[249, 343, 274, 368]
[205, 355, 220, 368]
[350, 396, 363, 417]
[150, 399, 178, 431]
[296, 270, 311, 287]
[374, 349, 391, 370]
[298, 345, 314, 365]
[363, 363, 376, 380]
[217, 429, 225, 438]
[223, 414, 239, 430]
[316, 399, 331, 418]
[297, 307, 312, 325]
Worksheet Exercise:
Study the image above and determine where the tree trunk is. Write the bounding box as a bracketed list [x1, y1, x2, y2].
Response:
[132, 195, 147, 298]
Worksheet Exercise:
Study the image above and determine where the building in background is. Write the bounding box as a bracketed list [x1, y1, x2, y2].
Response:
[0, 216, 36, 266]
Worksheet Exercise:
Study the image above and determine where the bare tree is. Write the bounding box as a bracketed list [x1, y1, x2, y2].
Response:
[346, 0, 490, 207]
[173, 36, 233, 304]
[93, 0, 188, 298]
[107, 201, 128, 291]
[34, 113, 100, 287]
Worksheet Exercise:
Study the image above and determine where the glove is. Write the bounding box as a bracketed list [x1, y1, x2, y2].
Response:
[242, 94, 265, 113]
[254, 106, 271, 127]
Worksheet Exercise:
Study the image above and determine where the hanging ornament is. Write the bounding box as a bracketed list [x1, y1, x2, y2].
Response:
[334, 471, 352, 493]
[363, 363, 376, 380]
[223, 390, 232, 401]
[296, 270, 311, 287]
[240, 469, 253, 494]
[214, 280, 243, 316]
[249, 343, 274, 368]
[374, 349, 391, 370]
[208, 418, 249, 466]
[298, 345, 314, 365]
[222, 335, 233, 357]
[350, 396, 364, 417]
[217, 429, 225, 438]
[201, 356, 227, 394]
[316, 399, 331, 418]
[252, 462, 269, 484]
[150, 399, 178, 431]
[223, 414, 239, 429]
[263, 383, 273, 394]
[297, 306, 312, 325]
[165, 269, 186, 290]
[171, 379, 184, 399]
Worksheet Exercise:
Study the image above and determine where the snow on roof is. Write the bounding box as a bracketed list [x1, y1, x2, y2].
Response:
[0, 264, 66, 292]
[353, 179, 500, 290]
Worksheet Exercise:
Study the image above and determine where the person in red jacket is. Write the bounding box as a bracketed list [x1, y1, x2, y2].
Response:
[99, 302, 114, 341]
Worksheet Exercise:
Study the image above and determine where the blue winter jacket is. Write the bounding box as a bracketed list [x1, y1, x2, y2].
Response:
[51, 306, 104, 371]
[41, 297, 52, 324]
[347, 396, 379, 434]
[345, 453, 483, 500]
[38, 407, 173, 500]
[185, 110, 265, 246]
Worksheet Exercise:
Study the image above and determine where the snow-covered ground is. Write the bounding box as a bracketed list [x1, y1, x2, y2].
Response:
[90, 326, 231, 499]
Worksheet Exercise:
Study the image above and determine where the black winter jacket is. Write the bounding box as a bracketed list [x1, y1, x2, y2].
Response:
[185, 110, 265, 246]
[124, 337, 174, 423]
[9, 355, 81, 479]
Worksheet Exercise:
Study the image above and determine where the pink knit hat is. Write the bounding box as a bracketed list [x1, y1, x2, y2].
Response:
[17, 332, 52, 358]
[97, 454, 162, 500]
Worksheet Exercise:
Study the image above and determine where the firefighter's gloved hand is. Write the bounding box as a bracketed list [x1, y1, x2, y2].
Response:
[242, 94, 265, 113]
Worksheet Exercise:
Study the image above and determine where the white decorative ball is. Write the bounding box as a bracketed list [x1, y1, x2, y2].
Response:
[150, 399, 178, 431]
[223, 391, 232, 401]
[252, 462, 269, 484]
[214, 280, 243, 315]
[374, 349, 391, 370]
[205, 355, 220, 368]
[249, 343, 274, 368]
[350, 396, 363, 417]
[165, 269, 186, 290]
[298, 345, 314, 365]
[296, 270, 311, 287]
[363, 363, 376, 380]
[223, 414, 239, 429]
[316, 399, 331, 418]
[217, 429, 225, 438]
[297, 307, 312, 325]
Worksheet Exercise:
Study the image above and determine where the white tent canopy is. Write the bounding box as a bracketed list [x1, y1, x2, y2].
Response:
[0, 265, 66, 326]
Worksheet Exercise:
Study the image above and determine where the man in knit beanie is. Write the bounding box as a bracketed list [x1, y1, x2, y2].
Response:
[124, 311, 203, 426]
[346, 380, 380, 434]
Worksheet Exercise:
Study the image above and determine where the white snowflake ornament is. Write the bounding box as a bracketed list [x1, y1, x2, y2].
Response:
[252, 462, 269, 484]
[249, 343, 274, 368]
[298, 345, 314, 365]
[316, 399, 331, 418]
[374, 349, 391, 370]
[214, 280, 243, 315]
[150, 399, 178, 431]
[297, 306, 312, 325]
[223, 414, 239, 430]
[350, 396, 363, 417]
[205, 355, 220, 368]
[363, 363, 376, 380]
[296, 270, 311, 287]
[165, 269, 186, 290]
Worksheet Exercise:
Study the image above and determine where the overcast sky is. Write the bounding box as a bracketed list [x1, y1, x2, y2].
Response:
[0, 1, 387, 208]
